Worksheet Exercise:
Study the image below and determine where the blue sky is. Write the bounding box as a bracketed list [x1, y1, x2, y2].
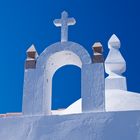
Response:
[0, 0, 140, 113]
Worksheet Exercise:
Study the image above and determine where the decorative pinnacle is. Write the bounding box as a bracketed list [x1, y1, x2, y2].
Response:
[53, 11, 76, 42]
[26, 44, 38, 59]
[108, 34, 121, 49]
[92, 42, 104, 63]
[105, 34, 126, 76]
[25, 44, 38, 69]
[27, 44, 37, 53]
[92, 42, 103, 53]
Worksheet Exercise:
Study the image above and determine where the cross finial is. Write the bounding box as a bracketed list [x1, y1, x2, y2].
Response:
[53, 11, 76, 42]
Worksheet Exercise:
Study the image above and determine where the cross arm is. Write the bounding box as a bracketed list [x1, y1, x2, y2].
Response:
[53, 19, 62, 27]
[68, 18, 76, 25]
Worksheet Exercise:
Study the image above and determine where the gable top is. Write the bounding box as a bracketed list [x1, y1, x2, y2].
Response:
[27, 44, 37, 53]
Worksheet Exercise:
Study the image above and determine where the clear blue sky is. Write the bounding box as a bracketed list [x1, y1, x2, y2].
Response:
[0, 0, 139, 113]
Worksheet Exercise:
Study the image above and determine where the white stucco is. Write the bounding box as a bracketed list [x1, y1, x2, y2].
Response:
[57, 90, 140, 115]
[46, 50, 82, 78]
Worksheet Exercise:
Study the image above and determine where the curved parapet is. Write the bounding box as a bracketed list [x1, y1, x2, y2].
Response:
[36, 41, 92, 68]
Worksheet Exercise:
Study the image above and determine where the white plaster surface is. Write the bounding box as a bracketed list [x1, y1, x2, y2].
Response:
[51, 90, 140, 115]
[82, 63, 105, 112]
[46, 50, 82, 78]
[2, 90, 140, 140]
[23, 41, 105, 115]
[105, 76, 127, 90]
[0, 110, 140, 140]
[5, 11, 139, 140]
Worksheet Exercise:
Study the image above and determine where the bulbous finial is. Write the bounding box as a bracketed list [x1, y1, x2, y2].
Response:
[105, 34, 126, 76]
[105, 34, 127, 90]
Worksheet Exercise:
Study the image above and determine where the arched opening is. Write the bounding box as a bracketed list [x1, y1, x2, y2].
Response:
[52, 65, 81, 110]
[44, 50, 82, 115]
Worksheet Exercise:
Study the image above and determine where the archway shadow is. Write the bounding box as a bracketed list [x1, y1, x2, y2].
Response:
[52, 65, 81, 110]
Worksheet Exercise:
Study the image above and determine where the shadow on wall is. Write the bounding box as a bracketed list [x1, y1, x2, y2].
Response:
[52, 65, 81, 110]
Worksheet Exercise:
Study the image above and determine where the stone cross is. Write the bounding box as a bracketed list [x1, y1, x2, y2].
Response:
[53, 11, 76, 42]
